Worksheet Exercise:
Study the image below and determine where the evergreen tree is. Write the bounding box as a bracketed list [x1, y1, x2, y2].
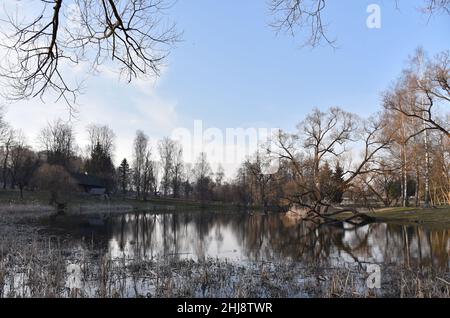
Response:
[319, 161, 334, 201]
[331, 163, 345, 203]
[85, 142, 116, 191]
[118, 158, 131, 194]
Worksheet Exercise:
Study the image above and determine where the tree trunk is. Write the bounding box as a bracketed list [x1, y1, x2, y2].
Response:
[423, 117, 430, 208]
[2, 144, 9, 189]
[415, 168, 420, 207]
[401, 142, 408, 207]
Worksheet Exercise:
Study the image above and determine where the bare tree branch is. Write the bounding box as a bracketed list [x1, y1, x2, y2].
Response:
[384, 49, 450, 139]
[269, 0, 449, 48]
[0, 0, 179, 109]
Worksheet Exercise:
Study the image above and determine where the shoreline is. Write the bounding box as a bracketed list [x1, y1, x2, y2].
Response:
[1, 190, 450, 227]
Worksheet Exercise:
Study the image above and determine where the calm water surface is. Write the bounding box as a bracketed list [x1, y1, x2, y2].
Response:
[50, 211, 450, 270]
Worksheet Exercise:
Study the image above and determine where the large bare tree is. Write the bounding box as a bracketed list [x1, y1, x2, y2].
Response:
[271, 109, 394, 224]
[0, 0, 178, 108]
[300, 107, 356, 198]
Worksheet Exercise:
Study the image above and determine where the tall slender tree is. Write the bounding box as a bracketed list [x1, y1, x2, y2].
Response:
[118, 158, 131, 195]
[132, 130, 149, 199]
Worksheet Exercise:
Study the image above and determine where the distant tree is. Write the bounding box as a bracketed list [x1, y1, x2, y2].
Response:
[245, 152, 275, 209]
[171, 142, 183, 198]
[85, 142, 116, 191]
[10, 145, 39, 199]
[132, 130, 149, 199]
[32, 164, 78, 206]
[182, 163, 194, 199]
[142, 151, 157, 200]
[235, 165, 251, 206]
[1, 127, 15, 189]
[158, 137, 176, 196]
[0, 106, 7, 135]
[86, 124, 116, 158]
[182, 179, 194, 199]
[215, 164, 225, 186]
[39, 119, 76, 170]
[194, 152, 212, 203]
[118, 158, 131, 194]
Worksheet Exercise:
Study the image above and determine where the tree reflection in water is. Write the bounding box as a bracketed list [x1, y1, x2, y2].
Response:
[98, 211, 450, 270]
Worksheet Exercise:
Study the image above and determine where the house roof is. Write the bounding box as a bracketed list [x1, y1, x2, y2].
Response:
[72, 172, 106, 188]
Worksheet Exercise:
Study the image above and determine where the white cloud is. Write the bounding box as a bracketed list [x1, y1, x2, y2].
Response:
[3, 64, 179, 166]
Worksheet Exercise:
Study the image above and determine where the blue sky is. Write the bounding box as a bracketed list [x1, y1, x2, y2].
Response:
[2, 0, 450, 174]
[161, 0, 449, 131]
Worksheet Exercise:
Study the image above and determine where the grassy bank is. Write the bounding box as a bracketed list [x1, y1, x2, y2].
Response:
[0, 189, 246, 218]
[327, 205, 450, 227]
[2, 189, 450, 226]
[365, 206, 450, 227]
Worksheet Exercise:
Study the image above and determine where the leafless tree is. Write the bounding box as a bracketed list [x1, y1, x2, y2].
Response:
[39, 119, 76, 169]
[271, 109, 394, 224]
[299, 107, 356, 198]
[9, 132, 38, 198]
[383, 48, 449, 207]
[158, 136, 175, 196]
[1, 126, 15, 189]
[360, 159, 400, 207]
[244, 151, 275, 210]
[171, 141, 183, 198]
[215, 164, 225, 186]
[0, 0, 179, 108]
[194, 152, 212, 203]
[142, 148, 156, 200]
[132, 129, 148, 198]
[382, 90, 417, 207]
[86, 123, 115, 158]
[0, 106, 8, 138]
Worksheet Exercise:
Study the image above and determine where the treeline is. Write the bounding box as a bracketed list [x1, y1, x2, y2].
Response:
[0, 48, 448, 210]
[0, 118, 228, 204]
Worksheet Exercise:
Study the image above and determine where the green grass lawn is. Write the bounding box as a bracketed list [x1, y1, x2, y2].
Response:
[366, 206, 450, 225]
[331, 205, 450, 227]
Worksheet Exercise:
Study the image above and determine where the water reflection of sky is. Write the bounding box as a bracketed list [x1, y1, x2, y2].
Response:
[63, 212, 449, 270]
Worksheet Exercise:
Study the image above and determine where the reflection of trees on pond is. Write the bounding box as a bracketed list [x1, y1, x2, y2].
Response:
[106, 212, 449, 270]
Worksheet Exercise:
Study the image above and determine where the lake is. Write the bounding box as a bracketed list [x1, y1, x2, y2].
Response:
[46, 211, 450, 271]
